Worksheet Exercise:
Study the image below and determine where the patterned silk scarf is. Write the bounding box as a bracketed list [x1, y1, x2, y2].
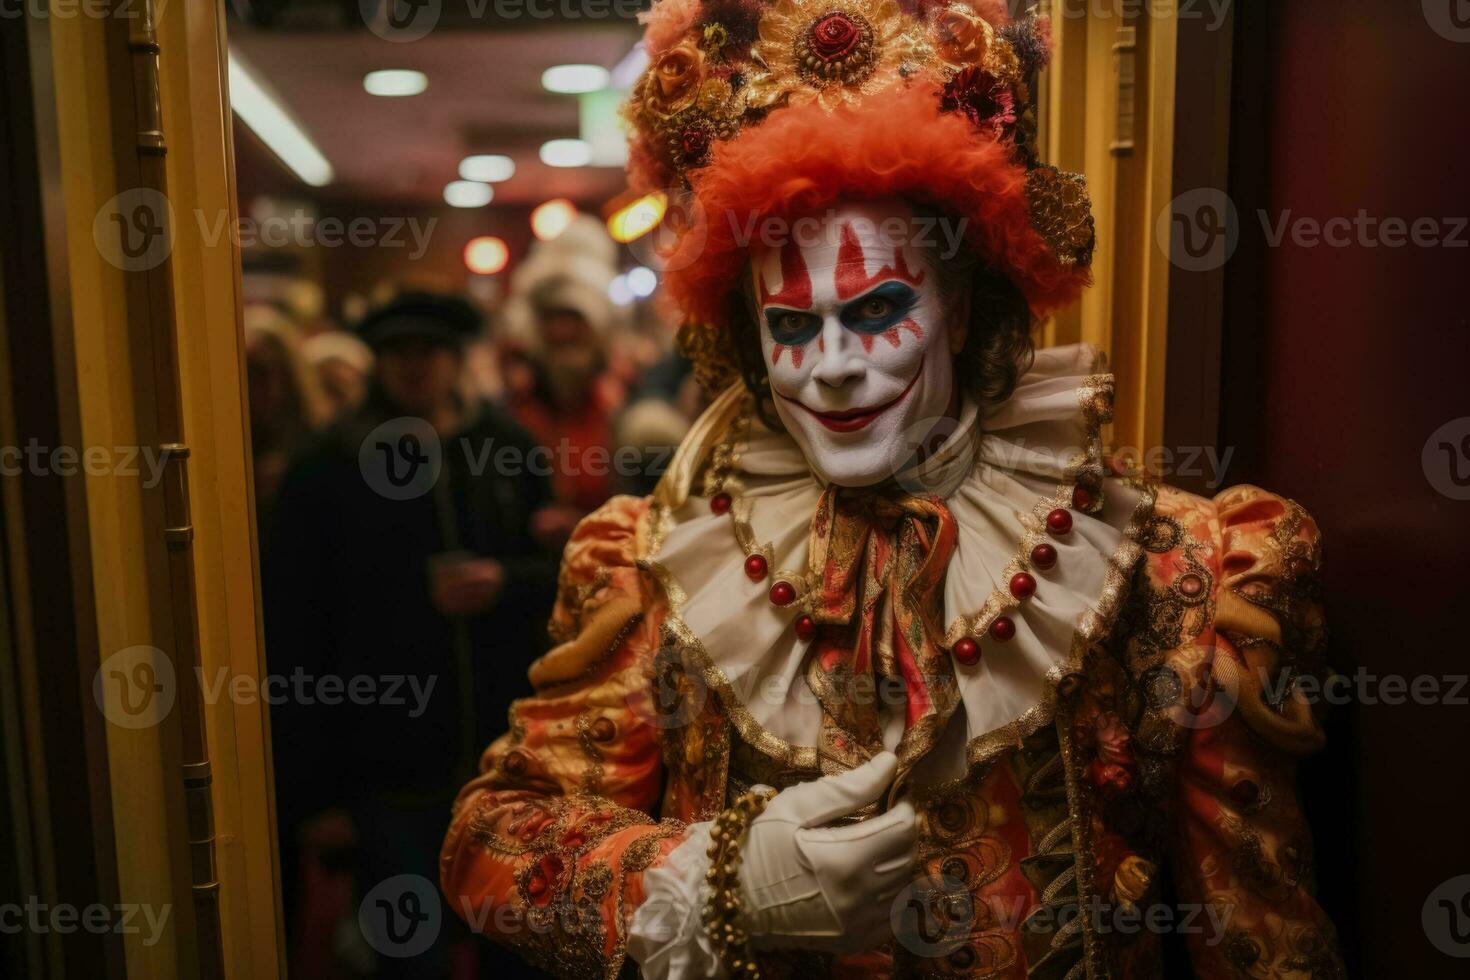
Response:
[804, 486, 962, 768]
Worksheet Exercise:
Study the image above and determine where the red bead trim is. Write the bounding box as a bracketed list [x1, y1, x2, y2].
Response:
[1009, 572, 1036, 600]
[952, 637, 981, 666]
[1045, 508, 1073, 536]
[744, 554, 768, 581]
[989, 616, 1016, 642]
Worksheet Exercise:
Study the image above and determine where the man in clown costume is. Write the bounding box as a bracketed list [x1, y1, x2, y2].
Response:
[440, 1, 1343, 976]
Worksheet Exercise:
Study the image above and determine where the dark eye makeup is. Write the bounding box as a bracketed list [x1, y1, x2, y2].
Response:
[764, 308, 822, 346]
[762, 281, 919, 349]
[841, 281, 918, 334]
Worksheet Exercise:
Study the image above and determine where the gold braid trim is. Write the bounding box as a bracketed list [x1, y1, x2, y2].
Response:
[703, 789, 776, 979]
[643, 559, 820, 771]
[962, 481, 1157, 771]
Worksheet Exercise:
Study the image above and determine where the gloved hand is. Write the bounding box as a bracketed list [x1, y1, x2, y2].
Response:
[736, 751, 917, 954]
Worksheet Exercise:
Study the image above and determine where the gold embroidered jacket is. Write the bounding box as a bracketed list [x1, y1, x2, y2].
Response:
[440, 475, 1343, 979]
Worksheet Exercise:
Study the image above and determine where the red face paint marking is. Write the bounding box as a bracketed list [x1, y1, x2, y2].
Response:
[757, 240, 813, 309]
[833, 222, 926, 301]
[770, 343, 805, 368]
[880, 318, 925, 349]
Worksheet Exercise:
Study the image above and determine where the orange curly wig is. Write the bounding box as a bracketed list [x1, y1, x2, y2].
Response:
[661, 81, 1091, 332]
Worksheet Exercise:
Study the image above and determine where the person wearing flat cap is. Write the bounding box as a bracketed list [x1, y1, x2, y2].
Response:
[265, 290, 558, 978]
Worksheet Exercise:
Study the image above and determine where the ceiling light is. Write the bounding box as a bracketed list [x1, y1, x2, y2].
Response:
[464, 237, 509, 275]
[541, 64, 609, 95]
[626, 266, 657, 298]
[531, 199, 577, 240]
[607, 192, 667, 243]
[608, 275, 634, 307]
[609, 45, 649, 90]
[444, 180, 493, 208]
[539, 139, 592, 168]
[363, 69, 427, 97]
[228, 51, 333, 187]
[458, 154, 515, 183]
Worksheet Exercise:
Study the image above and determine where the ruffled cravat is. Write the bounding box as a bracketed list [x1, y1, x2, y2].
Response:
[804, 486, 961, 763]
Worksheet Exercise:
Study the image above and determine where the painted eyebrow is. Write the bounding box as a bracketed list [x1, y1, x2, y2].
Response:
[840, 280, 917, 313]
[757, 280, 917, 311]
[763, 306, 818, 321]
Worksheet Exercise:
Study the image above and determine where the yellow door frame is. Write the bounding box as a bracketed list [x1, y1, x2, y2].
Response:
[1036, 0, 1199, 460]
[2, 1, 283, 976]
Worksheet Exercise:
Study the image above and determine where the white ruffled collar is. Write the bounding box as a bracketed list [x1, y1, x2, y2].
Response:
[642, 344, 1155, 785]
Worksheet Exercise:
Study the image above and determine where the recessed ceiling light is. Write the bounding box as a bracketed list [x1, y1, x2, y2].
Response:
[464, 236, 509, 275]
[363, 69, 428, 97]
[608, 274, 634, 307]
[626, 266, 658, 298]
[458, 154, 515, 183]
[228, 52, 333, 187]
[541, 64, 609, 95]
[531, 199, 577, 240]
[539, 138, 592, 168]
[444, 180, 493, 208]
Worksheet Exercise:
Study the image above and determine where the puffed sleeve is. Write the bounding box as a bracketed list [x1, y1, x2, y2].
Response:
[440, 495, 685, 980]
[1172, 485, 1345, 977]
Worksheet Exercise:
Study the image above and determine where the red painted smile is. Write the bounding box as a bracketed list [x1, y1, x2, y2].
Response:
[780, 364, 923, 433]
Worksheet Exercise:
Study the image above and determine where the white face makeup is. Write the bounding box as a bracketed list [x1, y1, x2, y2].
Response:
[750, 199, 958, 487]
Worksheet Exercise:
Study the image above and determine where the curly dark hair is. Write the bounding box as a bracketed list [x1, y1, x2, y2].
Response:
[728, 231, 1035, 431]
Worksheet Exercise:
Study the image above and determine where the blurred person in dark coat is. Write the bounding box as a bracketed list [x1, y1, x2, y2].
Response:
[265, 291, 558, 978]
[245, 307, 331, 539]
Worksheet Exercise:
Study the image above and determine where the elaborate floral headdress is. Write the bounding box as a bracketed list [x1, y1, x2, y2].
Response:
[624, 0, 1096, 389]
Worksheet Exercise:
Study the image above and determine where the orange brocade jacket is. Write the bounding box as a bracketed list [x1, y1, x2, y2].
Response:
[441, 385, 1344, 980]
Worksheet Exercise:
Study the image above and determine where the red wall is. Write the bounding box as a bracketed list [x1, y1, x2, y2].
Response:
[1223, 2, 1470, 974]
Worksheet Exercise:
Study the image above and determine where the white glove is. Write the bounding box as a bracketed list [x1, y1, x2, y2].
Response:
[737, 751, 917, 955]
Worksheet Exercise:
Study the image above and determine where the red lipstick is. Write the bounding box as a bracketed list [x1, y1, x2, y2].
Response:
[781, 365, 923, 433]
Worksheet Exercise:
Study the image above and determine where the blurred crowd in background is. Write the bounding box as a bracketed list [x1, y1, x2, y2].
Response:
[245, 210, 701, 978]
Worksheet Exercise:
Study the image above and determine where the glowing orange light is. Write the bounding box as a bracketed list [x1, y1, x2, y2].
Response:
[607, 192, 667, 243]
[463, 236, 509, 275]
[531, 199, 577, 240]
